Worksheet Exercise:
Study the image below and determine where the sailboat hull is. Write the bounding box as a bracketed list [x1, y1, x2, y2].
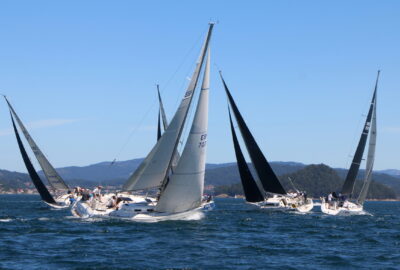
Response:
[254, 195, 314, 213]
[71, 194, 213, 219]
[320, 198, 363, 215]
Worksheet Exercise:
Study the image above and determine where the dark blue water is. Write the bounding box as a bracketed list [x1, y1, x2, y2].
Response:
[0, 195, 399, 269]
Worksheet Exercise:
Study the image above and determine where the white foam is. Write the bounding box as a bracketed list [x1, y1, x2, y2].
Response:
[0, 218, 13, 222]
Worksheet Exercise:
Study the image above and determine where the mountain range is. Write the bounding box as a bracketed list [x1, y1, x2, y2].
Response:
[0, 159, 399, 198]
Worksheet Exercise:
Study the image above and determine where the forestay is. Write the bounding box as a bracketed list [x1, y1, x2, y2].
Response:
[155, 48, 210, 213]
[123, 24, 214, 191]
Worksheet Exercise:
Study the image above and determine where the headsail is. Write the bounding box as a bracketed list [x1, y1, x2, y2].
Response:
[123, 23, 214, 191]
[228, 107, 264, 202]
[156, 47, 210, 213]
[4, 97, 70, 191]
[357, 71, 379, 204]
[341, 83, 376, 197]
[220, 73, 287, 195]
[9, 112, 57, 205]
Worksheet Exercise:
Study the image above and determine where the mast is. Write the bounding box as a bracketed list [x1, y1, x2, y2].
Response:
[357, 71, 379, 204]
[4, 97, 70, 192]
[123, 23, 214, 191]
[9, 112, 57, 205]
[156, 47, 211, 213]
[341, 79, 377, 197]
[220, 73, 287, 195]
[228, 107, 265, 202]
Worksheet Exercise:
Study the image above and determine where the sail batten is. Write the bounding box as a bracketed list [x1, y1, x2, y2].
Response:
[221, 74, 287, 195]
[5, 97, 69, 191]
[123, 24, 214, 191]
[10, 112, 57, 205]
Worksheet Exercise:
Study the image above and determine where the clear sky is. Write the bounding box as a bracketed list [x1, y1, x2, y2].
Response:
[0, 0, 399, 172]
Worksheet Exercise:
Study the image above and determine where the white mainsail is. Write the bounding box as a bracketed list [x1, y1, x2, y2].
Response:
[123, 24, 214, 191]
[357, 88, 377, 205]
[5, 98, 69, 191]
[156, 48, 210, 213]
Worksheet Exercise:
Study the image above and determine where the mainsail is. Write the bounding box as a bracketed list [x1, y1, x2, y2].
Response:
[221, 73, 287, 195]
[10, 113, 57, 205]
[123, 23, 214, 191]
[4, 97, 70, 191]
[156, 47, 210, 213]
[357, 71, 379, 204]
[341, 84, 376, 197]
[228, 108, 264, 202]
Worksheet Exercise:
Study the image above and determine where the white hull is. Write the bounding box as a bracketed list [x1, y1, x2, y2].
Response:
[255, 195, 314, 213]
[71, 194, 213, 221]
[44, 194, 72, 209]
[320, 198, 363, 215]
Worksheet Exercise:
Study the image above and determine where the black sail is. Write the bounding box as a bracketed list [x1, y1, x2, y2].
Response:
[10, 113, 57, 205]
[341, 90, 376, 197]
[229, 108, 264, 202]
[157, 108, 162, 141]
[221, 74, 286, 195]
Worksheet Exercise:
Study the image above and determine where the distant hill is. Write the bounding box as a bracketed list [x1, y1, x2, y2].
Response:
[378, 169, 400, 178]
[214, 164, 397, 200]
[0, 169, 33, 192]
[1, 159, 399, 199]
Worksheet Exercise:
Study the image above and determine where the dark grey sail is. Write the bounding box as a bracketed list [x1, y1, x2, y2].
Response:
[228, 108, 264, 202]
[4, 97, 69, 192]
[157, 85, 169, 131]
[341, 88, 376, 197]
[157, 107, 162, 141]
[221, 73, 287, 195]
[157, 85, 169, 141]
[10, 113, 57, 205]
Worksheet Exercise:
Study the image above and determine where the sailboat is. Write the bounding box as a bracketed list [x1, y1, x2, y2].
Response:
[72, 23, 214, 221]
[321, 71, 379, 215]
[221, 73, 314, 213]
[4, 96, 72, 208]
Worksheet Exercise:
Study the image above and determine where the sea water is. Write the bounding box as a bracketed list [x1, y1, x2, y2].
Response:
[0, 195, 399, 269]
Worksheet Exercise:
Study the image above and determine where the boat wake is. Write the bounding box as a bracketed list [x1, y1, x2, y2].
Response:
[337, 210, 373, 216]
[0, 218, 13, 222]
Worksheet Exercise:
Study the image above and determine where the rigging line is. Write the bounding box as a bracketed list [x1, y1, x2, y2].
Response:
[111, 96, 158, 165]
[158, 26, 208, 98]
[111, 27, 208, 165]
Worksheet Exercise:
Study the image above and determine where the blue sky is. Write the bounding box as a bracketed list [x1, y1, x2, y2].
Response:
[0, 0, 399, 172]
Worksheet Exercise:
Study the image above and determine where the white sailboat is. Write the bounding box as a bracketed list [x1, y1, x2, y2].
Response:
[321, 71, 379, 215]
[72, 23, 214, 220]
